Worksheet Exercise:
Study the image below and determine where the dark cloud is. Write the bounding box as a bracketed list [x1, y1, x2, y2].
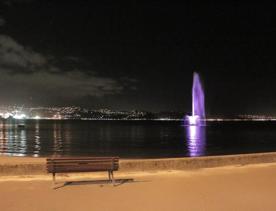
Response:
[0, 18, 5, 26]
[65, 56, 82, 63]
[3, 0, 34, 6]
[0, 34, 125, 105]
[0, 35, 47, 73]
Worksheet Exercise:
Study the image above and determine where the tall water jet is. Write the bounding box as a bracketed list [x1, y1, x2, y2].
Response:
[186, 72, 205, 125]
[192, 72, 205, 118]
[183, 72, 206, 156]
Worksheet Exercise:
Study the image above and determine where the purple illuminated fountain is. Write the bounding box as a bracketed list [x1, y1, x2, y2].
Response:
[186, 72, 206, 125]
[184, 72, 206, 156]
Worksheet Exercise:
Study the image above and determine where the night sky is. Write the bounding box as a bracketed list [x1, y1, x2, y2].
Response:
[1, 1, 276, 115]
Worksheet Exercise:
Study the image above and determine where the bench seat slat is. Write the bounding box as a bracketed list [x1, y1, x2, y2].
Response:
[47, 162, 119, 166]
[47, 157, 119, 161]
[48, 169, 113, 173]
[47, 167, 119, 172]
[47, 160, 118, 162]
[47, 159, 119, 162]
[47, 167, 117, 173]
[46, 162, 119, 166]
[47, 160, 119, 165]
[47, 164, 119, 169]
[47, 167, 118, 173]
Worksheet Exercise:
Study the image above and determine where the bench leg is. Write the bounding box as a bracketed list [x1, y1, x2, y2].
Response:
[111, 171, 115, 186]
[108, 171, 111, 182]
[53, 173, 56, 185]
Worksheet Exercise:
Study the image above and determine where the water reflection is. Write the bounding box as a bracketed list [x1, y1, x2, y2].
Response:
[185, 125, 206, 156]
[53, 122, 63, 154]
[0, 121, 7, 153]
[0, 120, 27, 156]
[18, 128, 27, 156]
[33, 121, 41, 157]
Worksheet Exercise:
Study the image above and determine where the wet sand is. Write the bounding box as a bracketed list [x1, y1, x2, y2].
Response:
[1, 163, 276, 211]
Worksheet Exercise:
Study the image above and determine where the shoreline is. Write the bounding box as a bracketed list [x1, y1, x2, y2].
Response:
[1, 151, 276, 176]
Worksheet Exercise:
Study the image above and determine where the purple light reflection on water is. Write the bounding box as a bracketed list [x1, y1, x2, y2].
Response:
[185, 125, 206, 156]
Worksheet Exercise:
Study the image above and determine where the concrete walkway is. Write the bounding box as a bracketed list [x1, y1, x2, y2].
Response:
[1, 163, 276, 211]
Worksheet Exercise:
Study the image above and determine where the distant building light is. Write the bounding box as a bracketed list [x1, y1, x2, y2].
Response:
[13, 113, 26, 119]
[34, 115, 41, 120]
[4, 112, 12, 119]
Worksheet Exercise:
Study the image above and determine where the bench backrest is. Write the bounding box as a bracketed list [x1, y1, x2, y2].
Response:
[46, 157, 119, 173]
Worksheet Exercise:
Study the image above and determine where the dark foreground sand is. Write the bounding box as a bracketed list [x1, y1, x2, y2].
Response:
[1, 163, 276, 211]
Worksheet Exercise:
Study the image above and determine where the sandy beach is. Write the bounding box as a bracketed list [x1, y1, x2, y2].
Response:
[1, 163, 276, 211]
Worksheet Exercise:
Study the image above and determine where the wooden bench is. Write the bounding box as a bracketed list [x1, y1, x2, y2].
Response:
[46, 157, 119, 185]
